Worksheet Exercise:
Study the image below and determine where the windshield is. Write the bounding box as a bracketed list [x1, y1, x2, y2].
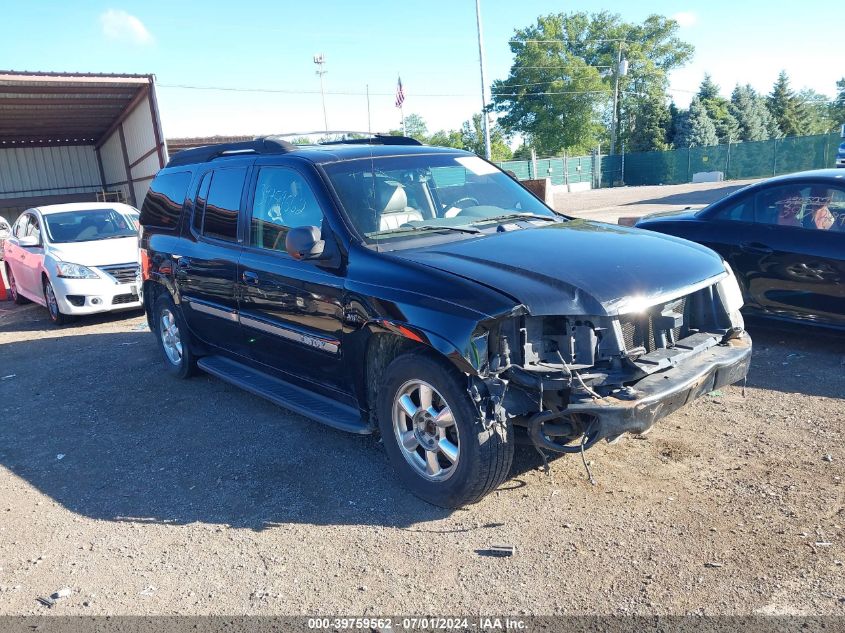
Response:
[43, 208, 137, 244]
[323, 153, 560, 245]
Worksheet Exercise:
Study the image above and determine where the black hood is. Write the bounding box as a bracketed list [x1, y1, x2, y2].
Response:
[395, 219, 726, 316]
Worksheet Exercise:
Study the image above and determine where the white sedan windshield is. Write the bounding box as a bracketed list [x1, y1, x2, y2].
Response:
[43, 209, 137, 244]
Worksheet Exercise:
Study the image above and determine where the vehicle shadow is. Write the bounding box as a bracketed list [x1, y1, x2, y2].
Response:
[743, 319, 845, 399]
[622, 183, 747, 208]
[0, 329, 521, 530]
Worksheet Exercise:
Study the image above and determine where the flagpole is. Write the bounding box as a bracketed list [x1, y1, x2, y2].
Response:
[401, 104, 405, 136]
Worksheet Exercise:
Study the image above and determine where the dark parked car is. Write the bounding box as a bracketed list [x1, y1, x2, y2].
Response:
[139, 136, 751, 507]
[634, 170, 845, 330]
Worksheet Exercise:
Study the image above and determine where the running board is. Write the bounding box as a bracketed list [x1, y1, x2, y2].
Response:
[197, 356, 370, 434]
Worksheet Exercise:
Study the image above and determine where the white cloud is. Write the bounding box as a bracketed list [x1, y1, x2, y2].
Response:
[671, 11, 698, 28]
[99, 9, 153, 45]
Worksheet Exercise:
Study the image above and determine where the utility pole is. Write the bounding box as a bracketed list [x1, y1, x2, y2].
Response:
[313, 53, 328, 133]
[366, 84, 372, 135]
[475, 0, 492, 160]
[609, 42, 627, 156]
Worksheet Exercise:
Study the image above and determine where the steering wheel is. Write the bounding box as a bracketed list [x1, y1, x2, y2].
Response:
[449, 197, 481, 210]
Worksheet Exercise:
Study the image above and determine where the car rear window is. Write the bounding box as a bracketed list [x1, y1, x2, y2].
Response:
[140, 171, 191, 229]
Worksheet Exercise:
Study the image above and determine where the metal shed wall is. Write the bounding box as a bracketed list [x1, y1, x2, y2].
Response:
[0, 145, 102, 223]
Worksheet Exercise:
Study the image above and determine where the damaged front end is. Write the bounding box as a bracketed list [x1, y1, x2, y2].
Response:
[469, 265, 752, 455]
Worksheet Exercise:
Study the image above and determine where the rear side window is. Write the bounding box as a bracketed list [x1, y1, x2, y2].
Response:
[196, 168, 247, 242]
[140, 172, 191, 229]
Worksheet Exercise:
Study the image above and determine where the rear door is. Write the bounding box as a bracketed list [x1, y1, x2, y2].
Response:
[237, 163, 350, 398]
[176, 165, 249, 352]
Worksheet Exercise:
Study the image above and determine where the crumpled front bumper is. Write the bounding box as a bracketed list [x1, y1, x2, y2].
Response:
[567, 334, 752, 441]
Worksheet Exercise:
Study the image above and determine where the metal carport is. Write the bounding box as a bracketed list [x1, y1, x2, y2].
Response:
[0, 71, 168, 225]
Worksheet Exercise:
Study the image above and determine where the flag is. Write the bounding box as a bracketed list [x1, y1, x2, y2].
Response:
[395, 76, 405, 109]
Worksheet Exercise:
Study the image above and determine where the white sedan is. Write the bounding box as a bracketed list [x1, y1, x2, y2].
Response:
[3, 202, 142, 325]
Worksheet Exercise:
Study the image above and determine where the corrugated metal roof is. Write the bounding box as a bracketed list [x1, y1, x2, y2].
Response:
[0, 71, 153, 147]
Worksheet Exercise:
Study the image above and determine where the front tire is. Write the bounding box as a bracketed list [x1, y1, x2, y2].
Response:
[153, 293, 196, 378]
[377, 352, 514, 508]
[43, 278, 71, 325]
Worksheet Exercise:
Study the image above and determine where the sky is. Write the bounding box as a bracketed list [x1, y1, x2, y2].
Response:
[0, 0, 840, 140]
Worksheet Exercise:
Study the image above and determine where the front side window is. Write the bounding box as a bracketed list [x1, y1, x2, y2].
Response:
[250, 167, 325, 251]
[13, 214, 31, 238]
[201, 168, 247, 242]
[42, 209, 135, 244]
[323, 153, 558, 246]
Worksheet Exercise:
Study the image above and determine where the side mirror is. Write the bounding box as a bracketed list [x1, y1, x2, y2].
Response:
[285, 225, 325, 260]
[17, 235, 41, 248]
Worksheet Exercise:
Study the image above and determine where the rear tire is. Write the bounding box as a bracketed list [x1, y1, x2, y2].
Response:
[43, 278, 71, 325]
[153, 293, 196, 378]
[377, 351, 514, 508]
[6, 265, 29, 305]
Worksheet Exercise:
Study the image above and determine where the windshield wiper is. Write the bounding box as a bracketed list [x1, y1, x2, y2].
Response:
[374, 224, 481, 237]
[471, 212, 562, 225]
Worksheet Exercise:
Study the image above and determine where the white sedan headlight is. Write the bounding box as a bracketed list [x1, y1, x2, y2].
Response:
[56, 262, 99, 279]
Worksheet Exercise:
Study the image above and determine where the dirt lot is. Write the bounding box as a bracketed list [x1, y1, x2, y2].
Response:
[0, 181, 843, 617]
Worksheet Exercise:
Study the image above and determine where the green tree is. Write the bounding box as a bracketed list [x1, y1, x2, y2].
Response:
[673, 96, 718, 147]
[729, 84, 770, 141]
[831, 77, 845, 127]
[460, 114, 513, 161]
[767, 71, 808, 137]
[427, 129, 464, 149]
[492, 11, 693, 156]
[697, 74, 739, 143]
[628, 85, 670, 151]
[798, 89, 836, 134]
[402, 113, 428, 140]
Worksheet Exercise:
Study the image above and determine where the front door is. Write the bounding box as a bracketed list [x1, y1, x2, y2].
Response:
[742, 182, 845, 326]
[237, 164, 350, 399]
[6, 212, 45, 299]
[176, 166, 248, 352]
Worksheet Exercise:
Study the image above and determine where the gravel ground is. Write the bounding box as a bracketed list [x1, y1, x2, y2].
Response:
[0, 183, 843, 617]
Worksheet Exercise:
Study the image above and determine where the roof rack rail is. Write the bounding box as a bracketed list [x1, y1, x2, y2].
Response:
[166, 137, 295, 167]
[318, 134, 422, 147]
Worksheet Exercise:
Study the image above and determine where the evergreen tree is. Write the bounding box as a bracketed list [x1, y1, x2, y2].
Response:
[629, 86, 671, 151]
[729, 84, 769, 141]
[666, 101, 681, 148]
[673, 96, 718, 147]
[832, 78, 845, 126]
[697, 74, 739, 143]
[767, 71, 808, 137]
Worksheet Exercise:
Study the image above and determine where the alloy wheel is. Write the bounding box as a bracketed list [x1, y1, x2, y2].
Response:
[159, 308, 183, 365]
[392, 380, 460, 481]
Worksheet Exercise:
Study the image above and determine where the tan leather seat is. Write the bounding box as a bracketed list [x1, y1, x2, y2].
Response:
[378, 184, 423, 230]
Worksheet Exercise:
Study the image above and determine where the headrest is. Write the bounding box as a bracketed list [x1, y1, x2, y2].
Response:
[378, 183, 408, 214]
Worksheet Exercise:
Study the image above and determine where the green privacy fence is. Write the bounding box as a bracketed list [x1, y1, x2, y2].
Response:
[495, 132, 841, 188]
[495, 155, 596, 186]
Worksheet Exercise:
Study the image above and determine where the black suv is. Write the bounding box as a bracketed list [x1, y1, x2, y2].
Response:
[139, 136, 752, 508]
